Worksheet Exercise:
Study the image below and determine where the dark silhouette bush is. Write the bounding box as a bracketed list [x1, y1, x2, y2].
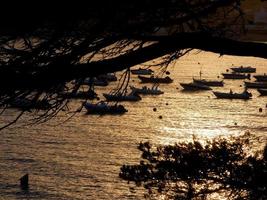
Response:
[120, 133, 267, 199]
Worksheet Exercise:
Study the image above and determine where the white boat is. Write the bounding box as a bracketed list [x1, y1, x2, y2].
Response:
[131, 68, 154, 75]
[129, 85, 164, 95]
[180, 82, 212, 91]
[213, 90, 252, 99]
[103, 91, 142, 101]
[230, 66, 256, 73]
[84, 102, 127, 114]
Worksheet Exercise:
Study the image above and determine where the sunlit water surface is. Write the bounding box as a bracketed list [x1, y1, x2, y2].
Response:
[0, 50, 267, 199]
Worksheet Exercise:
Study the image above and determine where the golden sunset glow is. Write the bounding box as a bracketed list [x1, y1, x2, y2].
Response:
[0, 1, 267, 199]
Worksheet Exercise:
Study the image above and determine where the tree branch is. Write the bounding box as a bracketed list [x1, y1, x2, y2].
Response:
[1, 33, 267, 92]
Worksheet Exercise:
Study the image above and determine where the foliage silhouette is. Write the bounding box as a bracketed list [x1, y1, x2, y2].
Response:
[120, 133, 267, 199]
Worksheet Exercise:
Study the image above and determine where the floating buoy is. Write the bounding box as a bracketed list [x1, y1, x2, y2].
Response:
[226, 69, 229, 72]
[153, 108, 157, 112]
[96, 97, 100, 101]
[20, 174, 29, 190]
[259, 108, 263, 112]
[266, 104, 267, 108]
[234, 122, 237, 126]
[159, 115, 162, 119]
[132, 80, 135, 82]
[166, 103, 168, 105]
[176, 87, 179, 90]
[166, 71, 170, 75]
[217, 76, 220, 78]
[240, 85, 242, 87]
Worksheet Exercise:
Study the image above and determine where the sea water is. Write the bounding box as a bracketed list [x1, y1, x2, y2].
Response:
[0, 50, 266, 199]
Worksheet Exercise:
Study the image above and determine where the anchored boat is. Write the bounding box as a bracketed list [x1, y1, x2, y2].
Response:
[213, 90, 252, 99]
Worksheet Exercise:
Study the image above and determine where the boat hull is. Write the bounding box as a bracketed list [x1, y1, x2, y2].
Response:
[131, 69, 153, 75]
[213, 91, 251, 99]
[180, 83, 212, 91]
[254, 75, 267, 82]
[231, 67, 256, 73]
[138, 75, 173, 83]
[257, 89, 267, 96]
[244, 81, 267, 89]
[84, 103, 127, 114]
[61, 91, 97, 99]
[9, 98, 51, 110]
[222, 73, 250, 79]
[103, 93, 141, 101]
[130, 86, 164, 95]
[193, 79, 224, 87]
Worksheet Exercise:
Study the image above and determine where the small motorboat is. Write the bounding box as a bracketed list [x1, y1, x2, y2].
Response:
[138, 75, 173, 83]
[131, 68, 154, 75]
[230, 66, 256, 73]
[257, 89, 267, 96]
[180, 82, 212, 91]
[129, 85, 164, 95]
[98, 73, 117, 82]
[222, 73, 250, 79]
[9, 97, 51, 110]
[244, 81, 267, 89]
[103, 92, 142, 101]
[193, 78, 224, 87]
[61, 89, 97, 100]
[83, 77, 109, 86]
[254, 74, 267, 82]
[84, 102, 127, 114]
[213, 90, 252, 99]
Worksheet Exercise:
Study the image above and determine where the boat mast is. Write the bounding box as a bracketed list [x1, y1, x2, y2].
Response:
[198, 62, 202, 80]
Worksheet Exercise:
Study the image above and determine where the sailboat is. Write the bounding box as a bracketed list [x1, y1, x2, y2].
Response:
[193, 70, 224, 86]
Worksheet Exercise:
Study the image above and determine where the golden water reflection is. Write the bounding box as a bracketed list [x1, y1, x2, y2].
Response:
[0, 50, 267, 199]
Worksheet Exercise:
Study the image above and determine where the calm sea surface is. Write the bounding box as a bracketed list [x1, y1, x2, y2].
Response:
[0, 50, 267, 199]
